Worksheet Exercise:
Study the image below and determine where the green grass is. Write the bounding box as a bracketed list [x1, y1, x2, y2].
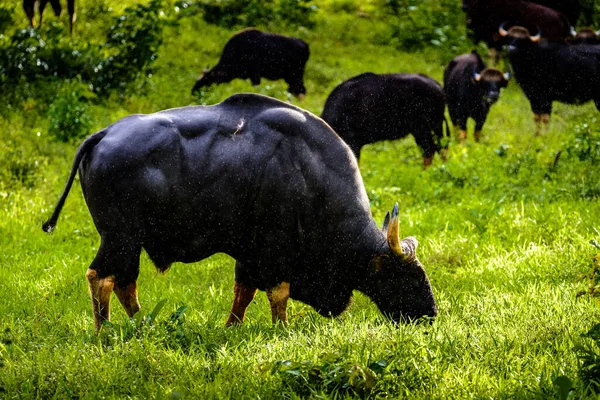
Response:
[1, 0, 600, 398]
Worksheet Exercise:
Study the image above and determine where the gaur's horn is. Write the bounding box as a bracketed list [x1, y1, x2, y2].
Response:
[381, 211, 391, 233]
[473, 72, 482, 82]
[530, 28, 541, 42]
[503, 71, 511, 80]
[570, 26, 577, 37]
[596, 29, 600, 36]
[386, 203, 403, 256]
[499, 22, 509, 37]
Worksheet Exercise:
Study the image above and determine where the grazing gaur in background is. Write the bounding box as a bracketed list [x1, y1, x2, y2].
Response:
[501, 25, 600, 133]
[42, 93, 437, 331]
[321, 72, 448, 168]
[569, 27, 600, 45]
[444, 50, 510, 142]
[192, 28, 310, 98]
[462, 0, 572, 63]
[23, 0, 76, 33]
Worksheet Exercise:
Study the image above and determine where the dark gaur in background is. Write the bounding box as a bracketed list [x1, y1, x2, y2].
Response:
[444, 50, 510, 142]
[191, 28, 309, 98]
[321, 72, 449, 168]
[462, 0, 572, 64]
[42, 93, 437, 331]
[463, 0, 582, 26]
[23, 0, 76, 33]
[569, 27, 600, 45]
[500, 25, 600, 133]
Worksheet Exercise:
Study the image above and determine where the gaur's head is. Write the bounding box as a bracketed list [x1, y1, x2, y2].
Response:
[191, 67, 220, 94]
[499, 24, 541, 55]
[363, 204, 437, 324]
[473, 68, 510, 105]
[569, 27, 600, 45]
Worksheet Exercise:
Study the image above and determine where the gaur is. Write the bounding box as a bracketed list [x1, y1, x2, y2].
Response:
[191, 28, 309, 98]
[321, 72, 448, 168]
[444, 50, 510, 142]
[43, 93, 437, 331]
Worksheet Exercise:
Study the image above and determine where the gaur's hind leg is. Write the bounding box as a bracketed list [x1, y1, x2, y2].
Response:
[226, 280, 258, 326]
[86, 235, 141, 331]
[414, 128, 439, 169]
[533, 113, 550, 136]
[266, 282, 290, 325]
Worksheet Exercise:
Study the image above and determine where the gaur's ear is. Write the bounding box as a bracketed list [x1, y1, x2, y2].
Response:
[386, 203, 403, 256]
[381, 211, 391, 233]
[472, 72, 482, 82]
[401, 236, 419, 257]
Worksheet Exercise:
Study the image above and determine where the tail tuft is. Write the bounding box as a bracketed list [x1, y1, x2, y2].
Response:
[42, 219, 56, 233]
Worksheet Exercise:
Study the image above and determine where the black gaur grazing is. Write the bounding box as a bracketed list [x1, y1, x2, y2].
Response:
[42, 93, 437, 331]
[444, 50, 510, 142]
[320, 73, 448, 168]
[191, 28, 310, 98]
[500, 25, 600, 133]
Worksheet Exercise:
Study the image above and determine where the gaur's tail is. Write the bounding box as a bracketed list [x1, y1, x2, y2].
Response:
[42, 129, 108, 233]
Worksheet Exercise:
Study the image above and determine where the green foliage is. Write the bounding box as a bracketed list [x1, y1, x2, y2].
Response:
[93, 0, 168, 96]
[376, 0, 470, 59]
[47, 80, 94, 142]
[566, 120, 600, 164]
[0, 0, 167, 105]
[270, 354, 388, 397]
[576, 322, 600, 394]
[0, 2, 15, 34]
[192, 0, 316, 29]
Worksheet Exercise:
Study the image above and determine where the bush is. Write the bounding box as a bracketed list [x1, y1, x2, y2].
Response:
[375, 0, 470, 58]
[0, 0, 168, 105]
[47, 80, 94, 143]
[189, 0, 316, 29]
[566, 121, 600, 165]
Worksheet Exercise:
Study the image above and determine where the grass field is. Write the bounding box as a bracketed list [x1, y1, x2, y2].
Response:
[1, 0, 600, 398]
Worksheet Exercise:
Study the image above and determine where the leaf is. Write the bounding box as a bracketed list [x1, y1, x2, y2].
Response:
[368, 359, 389, 374]
[170, 305, 189, 323]
[132, 310, 144, 328]
[146, 298, 167, 324]
[553, 375, 572, 400]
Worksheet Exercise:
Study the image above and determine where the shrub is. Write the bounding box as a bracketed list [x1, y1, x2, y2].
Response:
[566, 121, 600, 165]
[47, 80, 94, 143]
[0, 0, 168, 105]
[188, 0, 316, 29]
[375, 0, 470, 58]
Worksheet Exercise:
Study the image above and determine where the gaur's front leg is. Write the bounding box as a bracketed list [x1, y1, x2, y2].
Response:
[266, 282, 290, 325]
[114, 281, 141, 318]
[226, 281, 258, 326]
